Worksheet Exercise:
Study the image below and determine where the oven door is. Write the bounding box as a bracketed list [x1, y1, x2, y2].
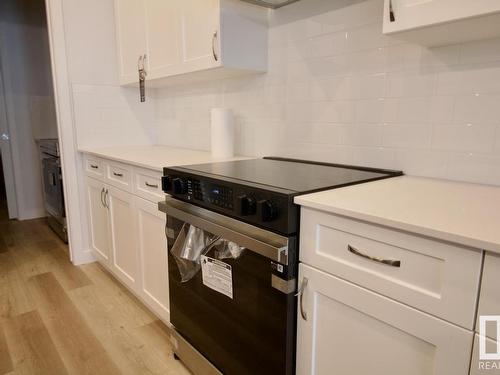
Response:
[164, 197, 297, 375]
[42, 155, 64, 219]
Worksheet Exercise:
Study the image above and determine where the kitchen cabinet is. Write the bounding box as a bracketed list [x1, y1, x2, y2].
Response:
[477, 252, 500, 341]
[136, 197, 169, 322]
[383, 0, 500, 46]
[107, 186, 139, 292]
[470, 334, 500, 375]
[114, 0, 267, 87]
[296, 263, 473, 375]
[299, 207, 482, 329]
[83, 154, 170, 323]
[85, 177, 111, 266]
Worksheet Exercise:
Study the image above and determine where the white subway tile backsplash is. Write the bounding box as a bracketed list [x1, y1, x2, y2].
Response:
[432, 124, 496, 152]
[146, 0, 500, 186]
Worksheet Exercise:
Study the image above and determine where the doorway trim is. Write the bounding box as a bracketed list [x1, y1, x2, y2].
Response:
[44, 0, 94, 265]
[0, 38, 19, 219]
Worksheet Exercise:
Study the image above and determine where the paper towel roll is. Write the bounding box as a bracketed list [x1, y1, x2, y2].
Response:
[211, 108, 234, 159]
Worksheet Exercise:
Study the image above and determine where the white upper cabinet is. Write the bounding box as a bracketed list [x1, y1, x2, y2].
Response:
[144, 0, 181, 78]
[114, 0, 267, 86]
[115, 0, 147, 83]
[383, 0, 500, 46]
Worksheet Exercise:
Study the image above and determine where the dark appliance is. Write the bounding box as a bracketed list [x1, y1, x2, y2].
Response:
[160, 157, 402, 375]
[39, 139, 67, 242]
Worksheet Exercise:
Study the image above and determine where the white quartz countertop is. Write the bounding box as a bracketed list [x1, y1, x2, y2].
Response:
[79, 145, 250, 171]
[295, 176, 500, 253]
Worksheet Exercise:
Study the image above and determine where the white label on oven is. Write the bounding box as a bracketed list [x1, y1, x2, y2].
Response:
[201, 255, 233, 299]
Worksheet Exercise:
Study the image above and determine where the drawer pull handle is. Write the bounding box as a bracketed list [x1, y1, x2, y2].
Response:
[90, 164, 99, 169]
[295, 277, 308, 321]
[113, 172, 124, 177]
[145, 182, 158, 188]
[348, 245, 401, 267]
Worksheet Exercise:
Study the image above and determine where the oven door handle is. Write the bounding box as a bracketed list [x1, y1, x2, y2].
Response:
[160, 197, 290, 265]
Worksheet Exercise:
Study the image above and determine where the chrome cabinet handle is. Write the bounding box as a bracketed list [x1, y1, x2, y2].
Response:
[389, 0, 395, 22]
[296, 277, 308, 321]
[212, 30, 218, 61]
[104, 189, 109, 209]
[100, 188, 105, 207]
[145, 182, 158, 188]
[347, 245, 401, 267]
[90, 164, 98, 169]
[113, 172, 123, 177]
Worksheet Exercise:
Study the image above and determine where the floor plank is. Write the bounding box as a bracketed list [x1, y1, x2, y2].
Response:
[29, 272, 121, 375]
[0, 320, 13, 374]
[0, 206, 189, 375]
[2, 311, 68, 375]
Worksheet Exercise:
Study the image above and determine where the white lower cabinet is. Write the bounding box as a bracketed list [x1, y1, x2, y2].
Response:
[85, 177, 111, 266]
[297, 263, 473, 375]
[136, 196, 169, 322]
[84, 160, 170, 323]
[107, 186, 139, 292]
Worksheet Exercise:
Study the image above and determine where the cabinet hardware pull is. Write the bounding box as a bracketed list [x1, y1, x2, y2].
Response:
[104, 189, 109, 209]
[113, 172, 124, 177]
[100, 188, 105, 207]
[347, 245, 401, 267]
[296, 277, 308, 321]
[212, 30, 218, 61]
[145, 182, 158, 188]
[389, 0, 395, 22]
[90, 164, 98, 169]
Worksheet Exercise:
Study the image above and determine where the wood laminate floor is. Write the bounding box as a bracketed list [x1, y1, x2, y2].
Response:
[0, 198, 190, 375]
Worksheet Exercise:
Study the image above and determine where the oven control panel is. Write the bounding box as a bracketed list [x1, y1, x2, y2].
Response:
[162, 172, 296, 235]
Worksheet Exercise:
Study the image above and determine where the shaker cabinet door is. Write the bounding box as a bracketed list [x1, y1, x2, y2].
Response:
[296, 263, 473, 375]
[114, 0, 147, 84]
[85, 177, 111, 266]
[107, 186, 139, 292]
[136, 197, 170, 323]
[179, 0, 220, 71]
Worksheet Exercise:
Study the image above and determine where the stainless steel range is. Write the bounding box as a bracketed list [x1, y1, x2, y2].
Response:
[159, 157, 402, 375]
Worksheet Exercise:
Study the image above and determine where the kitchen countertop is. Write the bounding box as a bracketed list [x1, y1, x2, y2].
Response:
[79, 145, 250, 171]
[295, 175, 500, 253]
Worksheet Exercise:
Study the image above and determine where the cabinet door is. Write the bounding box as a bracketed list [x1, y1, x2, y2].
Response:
[297, 263, 473, 375]
[383, 0, 500, 34]
[85, 177, 111, 266]
[136, 197, 169, 323]
[107, 186, 139, 291]
[144, 0, 181, 79]
[114, 0, 147, 84]
[179, 0, 220, 72]
[470, 334, 500, 375]
[477, 252, 500, 340]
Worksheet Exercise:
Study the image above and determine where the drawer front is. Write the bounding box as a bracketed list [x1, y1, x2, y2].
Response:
[477, 252, 500, 340]
[300, 207, 482, 329]
[133, 167, 163, 203]
[297, 263, 473, 375]
[105, 161, 133, 192]
[84, 155, 104, 179]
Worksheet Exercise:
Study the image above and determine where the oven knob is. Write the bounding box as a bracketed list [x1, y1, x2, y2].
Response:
[162, 175, 172, 192]
[257, 200, 279, 222]
[237, 195, 256, 216]
[172, 178, 187, 194]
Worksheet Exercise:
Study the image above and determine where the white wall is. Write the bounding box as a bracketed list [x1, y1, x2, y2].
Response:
[0, 0, 57, 219]
[62, 0, 156, 149]
[153, 0, 500, 186]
